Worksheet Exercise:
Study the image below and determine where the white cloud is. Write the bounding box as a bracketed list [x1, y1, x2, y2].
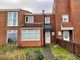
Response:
[0, 0, 54, 13]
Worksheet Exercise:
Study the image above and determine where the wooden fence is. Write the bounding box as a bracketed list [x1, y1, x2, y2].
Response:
[57, 39, 80, 57]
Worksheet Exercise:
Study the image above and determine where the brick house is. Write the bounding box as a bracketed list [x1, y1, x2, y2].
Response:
[0, 0, 80, 47]
[0, 9, 55, 47]
[54, 0, 80, 44]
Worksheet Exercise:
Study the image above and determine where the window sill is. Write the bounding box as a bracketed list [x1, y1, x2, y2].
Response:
[7, 25, 18, 27]
[21, 40, 40, 42]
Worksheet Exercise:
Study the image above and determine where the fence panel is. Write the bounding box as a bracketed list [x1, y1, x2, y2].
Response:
[74, 43, 80, 57]
[57, 39, 80, 57]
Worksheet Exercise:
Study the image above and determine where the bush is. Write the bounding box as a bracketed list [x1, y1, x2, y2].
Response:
[0, 44, 17, 54]
[26, 50, 44, 60]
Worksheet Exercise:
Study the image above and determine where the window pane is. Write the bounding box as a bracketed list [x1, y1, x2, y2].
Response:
[45, 17, 50, 23]
[28, 33, 33, 40]
[28, 30, 33, 33]
[13, 12, 17, 18]
[13, 19, 17, 25]
[34, 30, 40, 33]
[34, 33, 40, 40]
[22, 30, 27, 33]
[62, 15, 68, 22]
[64, 32, 68, 38]
[8, 12, 12, 19]
[22, 33, 27, 40]
[8, 19, 13, 26]
[25, 17, 28, 22]
[25, 16, 34, 23]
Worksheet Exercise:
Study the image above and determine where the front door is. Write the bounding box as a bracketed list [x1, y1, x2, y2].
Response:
[63, 30, 70, 41]
[45, 31, 51, 44]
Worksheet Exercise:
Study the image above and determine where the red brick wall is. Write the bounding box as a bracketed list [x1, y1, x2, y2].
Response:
[0, 11, 7, 45]
[0, 10, 25, 45]
[55, 0, 70, 39]
[54, 0, 80, 44]
[51, 15, 56, 44]
[70, 0, 80, 43]
[34, 15, 43, 23]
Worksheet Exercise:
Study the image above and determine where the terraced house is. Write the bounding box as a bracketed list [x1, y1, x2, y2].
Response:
[0, 9, 55, 47]
[0, 0, 80, 47]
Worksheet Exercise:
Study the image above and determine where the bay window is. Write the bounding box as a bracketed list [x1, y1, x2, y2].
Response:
[22, 30, 40, 41]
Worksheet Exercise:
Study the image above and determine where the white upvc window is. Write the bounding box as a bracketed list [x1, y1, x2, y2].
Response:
[45, 17, 50, 24]
[22, 29, 40, 41]
[7, 30, 18, 42]
[7, 12, 18, 26]
[62, 15, 69, 22]
[25, 16, 34, 23]
[63, 30, 70, 41]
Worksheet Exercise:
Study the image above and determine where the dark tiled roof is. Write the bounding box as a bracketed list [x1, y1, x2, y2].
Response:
[62, 22, 73, 27]
[45, 24, 52, 30]
[21, 23, 43, 27]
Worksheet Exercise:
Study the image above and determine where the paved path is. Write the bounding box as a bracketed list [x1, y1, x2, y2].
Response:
[43, 45, 54, 60]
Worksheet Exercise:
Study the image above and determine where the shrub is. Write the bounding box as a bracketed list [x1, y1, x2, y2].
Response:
[26, 50, 44, 60]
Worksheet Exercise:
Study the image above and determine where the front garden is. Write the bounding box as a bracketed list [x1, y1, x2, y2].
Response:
[0, 44, 43, 60]
[51, 45, 80, 60]
[0, 44, 79, 60]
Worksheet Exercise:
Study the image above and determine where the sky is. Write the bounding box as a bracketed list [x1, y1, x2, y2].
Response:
[0, 0, 54, 13]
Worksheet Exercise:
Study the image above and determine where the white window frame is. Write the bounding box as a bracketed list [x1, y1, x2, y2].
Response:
[7, 12, 18, 26]
[25, 16, 34, 23]
[45, 16, 50, 24]
[63, 30, 70, 41]
[22, 29, 40, 41]
[62, 15, 69, 22]
[7, 30, 18, 43]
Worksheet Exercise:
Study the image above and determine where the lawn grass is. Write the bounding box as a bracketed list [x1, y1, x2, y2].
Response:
[0, 44, 80, 60]
[20, 47, 43, 53]
[0, 44, 43, 60]
[51, 45, 80, 60]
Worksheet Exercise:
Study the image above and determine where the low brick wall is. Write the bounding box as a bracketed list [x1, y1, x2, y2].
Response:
[57, 39, 80, 57]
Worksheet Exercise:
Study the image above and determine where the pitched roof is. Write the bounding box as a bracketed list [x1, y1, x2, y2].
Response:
[62, 22, 73, 27]
[0, 9, 32, 13]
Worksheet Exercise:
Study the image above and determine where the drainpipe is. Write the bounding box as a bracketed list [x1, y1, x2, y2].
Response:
[42, 10, 45, 28]
[42, 10, 45, 46]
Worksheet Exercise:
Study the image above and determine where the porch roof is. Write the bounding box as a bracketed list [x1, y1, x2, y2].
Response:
[44, 24, 52, 31]
[61, 22, 74, 30]
[62, 22, 73, 27]
[20, 23, 43, 28]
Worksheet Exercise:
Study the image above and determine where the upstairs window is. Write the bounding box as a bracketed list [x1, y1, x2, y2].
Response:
[45, 17, 50, 24]
[7, 12, 18, 26]
[25, 16, 34, 23]
[62, 15, 69, 22]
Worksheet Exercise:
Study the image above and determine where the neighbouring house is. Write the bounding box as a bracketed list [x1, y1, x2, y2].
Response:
[0, 0, 80, 47]
[54, 0, 80, 44]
